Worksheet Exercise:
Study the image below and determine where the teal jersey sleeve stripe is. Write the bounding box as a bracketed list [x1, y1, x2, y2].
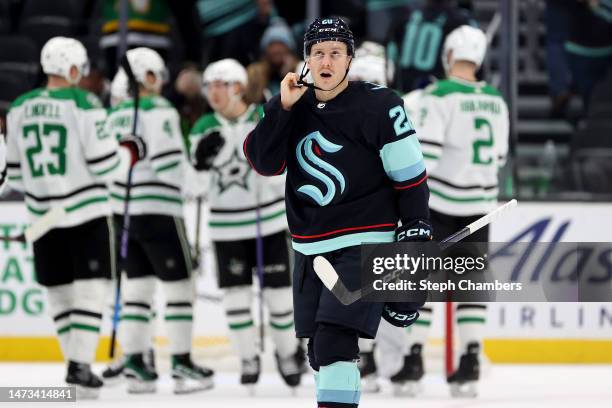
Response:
[379, 135, 424, 172]
[387, 159, 426, 182]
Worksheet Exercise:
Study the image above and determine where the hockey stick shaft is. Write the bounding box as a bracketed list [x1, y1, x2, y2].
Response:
[314, 199, 518, 305]
[110, 54, 141, 358]
[0, 206, 67, 243]
[194, 196, 203, 270]
[254, 180, 265, 353]
[445, 300, 454, 377]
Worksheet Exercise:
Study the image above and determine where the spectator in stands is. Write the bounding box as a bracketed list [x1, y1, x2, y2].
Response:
[246, 20, 299, 103]
[387, 0, 478, 93]
[100, 0, 202, 78]
[197, 0, 274, 67]
[544, 0, 573, 118]
[565, 0, 612, 115]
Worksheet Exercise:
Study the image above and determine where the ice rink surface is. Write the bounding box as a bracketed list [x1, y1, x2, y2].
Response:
[1, 363, 611, 407]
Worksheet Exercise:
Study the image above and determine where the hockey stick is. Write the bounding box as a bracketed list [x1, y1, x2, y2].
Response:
[313, 199, 518, 306]
[109, 54, 141, 358]
[254, 178, 265, 353]
[192, 196, 203, 273]
[0, 206, 66, 243]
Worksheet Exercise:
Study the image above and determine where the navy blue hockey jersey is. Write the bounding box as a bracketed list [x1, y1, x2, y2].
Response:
[244, 81, 429, 255]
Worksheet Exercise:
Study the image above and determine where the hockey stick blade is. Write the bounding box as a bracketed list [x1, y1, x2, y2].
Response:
[313, 199, 518, 305]
[0, 206, 66, 243]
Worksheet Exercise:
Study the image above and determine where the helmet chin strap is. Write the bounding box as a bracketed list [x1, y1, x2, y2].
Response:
[298, 58, 352, 92]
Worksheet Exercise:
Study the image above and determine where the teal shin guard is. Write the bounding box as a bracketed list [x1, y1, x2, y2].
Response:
[317, 361, 360, 407]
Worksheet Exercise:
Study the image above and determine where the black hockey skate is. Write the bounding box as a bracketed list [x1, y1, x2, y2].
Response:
[358, 350, 380, 393]
[101, 356, 125, 386]
[171, 354, 214, 394]
[240, 355, 261, 395]
[275, 345, 307, 389]
[389, 344, 424, 397]
[65, 361, 103, 400]
[124, 353, 158, 394]
[447, 342, 480, 398]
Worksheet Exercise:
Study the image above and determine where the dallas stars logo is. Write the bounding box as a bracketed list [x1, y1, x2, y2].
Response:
[212, 148, 252, 193]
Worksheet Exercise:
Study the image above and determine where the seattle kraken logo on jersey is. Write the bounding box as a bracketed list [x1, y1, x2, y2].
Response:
[296, 131, 345, 206]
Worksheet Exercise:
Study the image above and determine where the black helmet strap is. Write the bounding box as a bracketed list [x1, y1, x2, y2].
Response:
[297, 57, 352, 92]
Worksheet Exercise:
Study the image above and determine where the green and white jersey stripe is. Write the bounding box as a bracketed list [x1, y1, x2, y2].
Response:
[105, 96, 188, 218]
[189, 104, 287, 241]
[403, 78, 509, 216]
[5, 87, 127, 228]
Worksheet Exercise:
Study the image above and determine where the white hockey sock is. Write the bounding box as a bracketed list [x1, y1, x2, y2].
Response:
[455, 303, 487, 353]
[163, 279, 194, 355]
[263, 287, 297, 358]
[358, 338, 375, 353]
[46, 283, 73, 359]
[404, 304, 433, 353]
[120, 276, 155, 355]
[68, 278, 109, 364]
[222, 286, 257, 360]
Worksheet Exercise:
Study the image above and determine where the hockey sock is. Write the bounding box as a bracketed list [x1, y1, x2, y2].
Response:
[263, 287, 297, 358]
[314, 323, 360, 407]
[68, 278, 108, 364]
[358, 338, 375, 353]
[47, 283, 73, 359]
[404, 304, 433, 353]
[456, 303, 487, 353]
[120, 276, 155, 354]
[222, 286, 258, 359]
[163, 279, 194, 355]
[317, 361, 360, 407]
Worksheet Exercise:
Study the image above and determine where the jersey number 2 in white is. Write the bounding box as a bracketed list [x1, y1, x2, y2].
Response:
[389, 105, 414, 137]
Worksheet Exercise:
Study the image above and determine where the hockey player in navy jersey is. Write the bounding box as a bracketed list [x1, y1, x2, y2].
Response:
[244, 17, 431, 408]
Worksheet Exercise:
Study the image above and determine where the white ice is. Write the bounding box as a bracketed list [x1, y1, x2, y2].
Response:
[1, 363, 611, 407]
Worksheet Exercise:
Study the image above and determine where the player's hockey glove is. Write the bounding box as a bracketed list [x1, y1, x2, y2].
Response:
[194, 131, 225, 170]
[381, 219, 434, 328]
[120, 135, 147, 166]
[395, 219, 440, 260]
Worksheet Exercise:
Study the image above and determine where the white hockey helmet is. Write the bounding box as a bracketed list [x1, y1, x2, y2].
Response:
[202, 58, 248, 88]
[442, 25, 487, 74]
[110, 68, 129, 106]
[349, 41, 387, 86]
[125, 47, 168, 91]
[40, 37, 90, 84]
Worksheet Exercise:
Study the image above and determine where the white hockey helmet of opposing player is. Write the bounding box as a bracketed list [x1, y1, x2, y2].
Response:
[349, 41, 387, 86]
[110, 68, 129, 106]
[202, 58, 248, 88]
[40, 36, 90, 84]
[125, 47, 168, 91]
[442, 25, 487, 74]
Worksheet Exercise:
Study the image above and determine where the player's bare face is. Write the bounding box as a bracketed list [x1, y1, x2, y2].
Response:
[308, 41, 350, 87]
[204, 80, 230, 111]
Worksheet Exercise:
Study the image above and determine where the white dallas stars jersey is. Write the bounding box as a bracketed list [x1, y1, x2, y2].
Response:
[0, 135, 6, 195]
[105, 95, 188, 218]
[6, 87, 128, 228]
[189, 104, 287, 241]
[404, 77, 509, 216]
